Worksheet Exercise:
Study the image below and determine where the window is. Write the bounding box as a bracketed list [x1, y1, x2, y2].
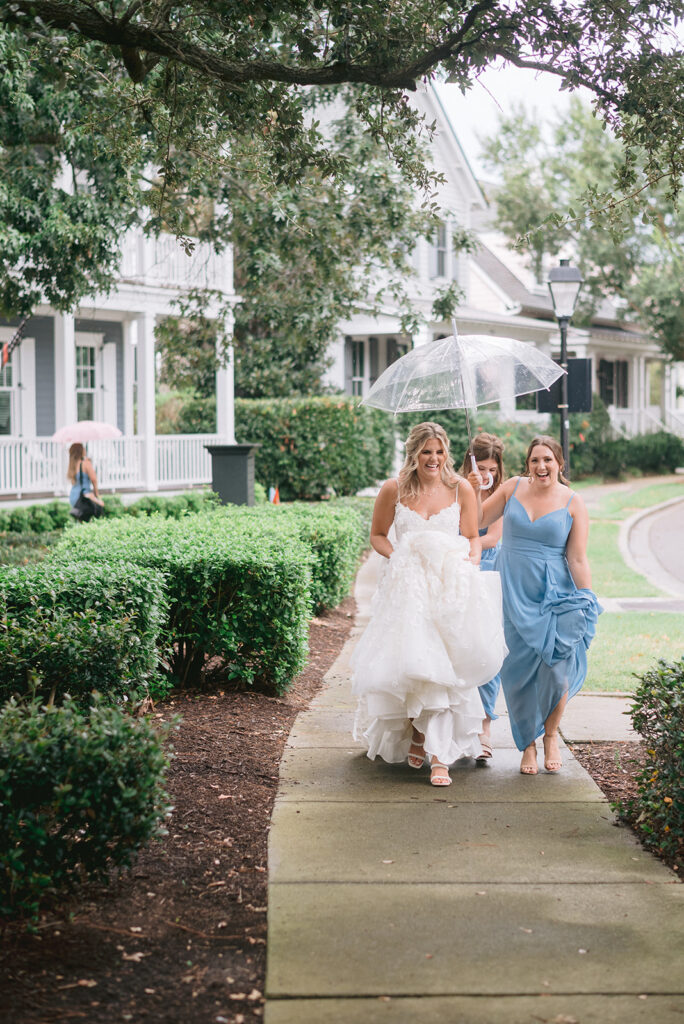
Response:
[430, 223, 448, 279]
[76, 344, 97, 420]
[0, 359, 12, 435]
[598, 359, 628, 408]
[350, 340, 365, 396]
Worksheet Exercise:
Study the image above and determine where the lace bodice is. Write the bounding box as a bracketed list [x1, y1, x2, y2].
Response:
[394, 495, 461, 542]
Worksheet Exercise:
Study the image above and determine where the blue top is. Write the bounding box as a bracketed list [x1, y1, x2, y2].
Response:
[69, 463, 92, 507]
[496, 481, 602, 750]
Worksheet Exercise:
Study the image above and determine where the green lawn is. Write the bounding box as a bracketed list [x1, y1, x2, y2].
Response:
[582, 478, 684, 690]
[587, 481, 684, 521]
[585, 611, 684, 692]
[587, 521, 661, 597]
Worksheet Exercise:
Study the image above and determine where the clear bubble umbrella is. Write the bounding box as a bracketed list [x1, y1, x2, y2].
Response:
[362, 323, 565, 483]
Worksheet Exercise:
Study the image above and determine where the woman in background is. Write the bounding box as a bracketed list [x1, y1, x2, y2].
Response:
[67, 443, 104, 518]
[461, 432, 505, 761]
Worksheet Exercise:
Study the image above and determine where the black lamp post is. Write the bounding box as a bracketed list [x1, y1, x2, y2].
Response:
[547, 259, 583, 478]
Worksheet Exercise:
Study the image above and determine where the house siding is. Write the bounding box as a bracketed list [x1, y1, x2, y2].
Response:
[32, 317, 56, 436]
[0, 315, 56, 436]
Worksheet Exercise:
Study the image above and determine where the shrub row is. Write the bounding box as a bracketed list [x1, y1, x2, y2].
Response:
[0, 696, 172, 921]
[622, 658, 684, 871]
[235, 395, 395, 500]
[53, 502, 369, 692]
[0, 490, 219, 535]
[0, 562, 168, 708]
[53, 510, 313, 692]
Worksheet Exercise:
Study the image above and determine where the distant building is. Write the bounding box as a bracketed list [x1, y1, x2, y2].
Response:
[327, 84, 682, 439]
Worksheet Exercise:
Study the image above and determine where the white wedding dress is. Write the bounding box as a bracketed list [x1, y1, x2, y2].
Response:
[352, 492, 507, 766]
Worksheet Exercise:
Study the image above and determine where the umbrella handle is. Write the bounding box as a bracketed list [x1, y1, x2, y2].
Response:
[470, 453, 493, 491]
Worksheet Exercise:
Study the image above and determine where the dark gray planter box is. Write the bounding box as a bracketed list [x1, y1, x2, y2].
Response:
[204, 443, 261, 506]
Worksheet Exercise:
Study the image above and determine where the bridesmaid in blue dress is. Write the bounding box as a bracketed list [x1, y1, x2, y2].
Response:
[460, 433, 505, 761]
[471, 435, 601, 775]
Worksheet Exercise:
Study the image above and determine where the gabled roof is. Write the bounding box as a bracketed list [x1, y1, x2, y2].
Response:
[472, 239, 648, 339]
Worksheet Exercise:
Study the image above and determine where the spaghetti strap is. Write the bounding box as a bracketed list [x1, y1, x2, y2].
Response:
[511, 476, 523, 497]
[565, 490, 575, 508]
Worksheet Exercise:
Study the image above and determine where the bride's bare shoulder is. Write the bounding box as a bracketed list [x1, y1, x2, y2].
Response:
[377, 478, 400, 502]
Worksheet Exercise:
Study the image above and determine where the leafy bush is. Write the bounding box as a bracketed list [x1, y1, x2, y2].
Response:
[622, 658, 684, 871]
[0, 696, 172, 921]
[224, 501, 369, 613]
[235, 395, 394, 500]
[0, 562, 168, 705]
[622, 431, 684, 475]
[54, 511, 313, 693]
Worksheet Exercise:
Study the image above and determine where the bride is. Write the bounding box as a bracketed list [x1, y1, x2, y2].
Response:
[352, 421, 507, 786]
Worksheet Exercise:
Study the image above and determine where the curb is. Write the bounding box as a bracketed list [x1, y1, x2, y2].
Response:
[618, 493, 684, 599]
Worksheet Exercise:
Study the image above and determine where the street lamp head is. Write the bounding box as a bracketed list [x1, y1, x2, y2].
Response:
[548, 258, 584, 320]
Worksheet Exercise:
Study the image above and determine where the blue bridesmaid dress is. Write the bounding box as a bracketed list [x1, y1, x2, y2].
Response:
[478, 527, 501, 721]
[497, 479, 602, 751]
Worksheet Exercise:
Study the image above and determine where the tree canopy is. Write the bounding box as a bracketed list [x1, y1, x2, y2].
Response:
[1, 1, 683, 329]
[480, 98, 684, 361]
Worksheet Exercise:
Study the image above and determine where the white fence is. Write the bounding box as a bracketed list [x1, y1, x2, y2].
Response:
[0, 435, 226, 498]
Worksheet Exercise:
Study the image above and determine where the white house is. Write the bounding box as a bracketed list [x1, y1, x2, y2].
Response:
[2, 83, 681, 500]
[327, 84, 683, 440]
[0, 229, 237, 498]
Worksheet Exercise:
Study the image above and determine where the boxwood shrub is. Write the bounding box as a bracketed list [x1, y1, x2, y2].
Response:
[222, 501, 369, 613]
[0, 696, 172, 921]
[235, 395, 395, 500]
[622, 658, 684, 871]
[54, 511, 314, 693]
[0, 561, 168, 706]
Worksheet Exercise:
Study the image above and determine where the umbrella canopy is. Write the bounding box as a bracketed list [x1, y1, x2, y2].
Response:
[362, 330, 565, 415]
[52, 420, 122, 445]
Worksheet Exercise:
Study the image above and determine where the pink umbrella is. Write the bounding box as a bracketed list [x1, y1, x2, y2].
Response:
[52, 420, 122, 444]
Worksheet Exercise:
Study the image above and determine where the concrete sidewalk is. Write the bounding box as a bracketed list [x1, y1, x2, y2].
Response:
[265, 559, 683, 1024]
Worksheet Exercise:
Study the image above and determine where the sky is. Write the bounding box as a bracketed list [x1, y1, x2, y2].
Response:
[435, 64, 591, 180]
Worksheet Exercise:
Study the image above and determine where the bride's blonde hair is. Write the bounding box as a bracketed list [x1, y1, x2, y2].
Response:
[398, 421, 458, 500]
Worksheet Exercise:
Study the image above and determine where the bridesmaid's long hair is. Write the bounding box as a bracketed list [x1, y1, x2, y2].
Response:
[67, 443, 85, 484]
[398, 421, 458, 500]
[524, 435, 569, 485]
[459, 432, 505, 496]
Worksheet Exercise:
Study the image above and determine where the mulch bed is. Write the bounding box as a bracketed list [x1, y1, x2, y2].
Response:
[0, 597, 355, 1024]
[0, 595, 663, 1023]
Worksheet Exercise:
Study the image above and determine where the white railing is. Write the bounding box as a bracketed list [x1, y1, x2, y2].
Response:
[0, 435, 227, 498]
[119, 229, 233, 294]
[608, 405, 684, 438]
[156, 434, 221, 487]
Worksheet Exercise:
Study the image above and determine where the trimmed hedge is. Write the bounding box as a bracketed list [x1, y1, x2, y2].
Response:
[622, 658, 684, 871]
[219, 501, 369, 613]
[0, 562, 168, 706]
[235, 395, 395, 500]
[53, 511, 314, 693]
[0, 696, 172, 921]
[0, 491, 219, 535]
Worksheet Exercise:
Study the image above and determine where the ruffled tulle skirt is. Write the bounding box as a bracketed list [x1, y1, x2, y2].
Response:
[352, 530, 508, 766]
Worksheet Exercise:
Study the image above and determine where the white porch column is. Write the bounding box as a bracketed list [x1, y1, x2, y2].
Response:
[637, 356, 647, 434]
[122, 319, 136, 435]
[54, 313, 77, 428]
[136, 312, 157, 491]
[216, 311, 236, 442]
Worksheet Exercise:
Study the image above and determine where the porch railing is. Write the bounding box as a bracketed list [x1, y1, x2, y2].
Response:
[0, 435, 227, 499]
